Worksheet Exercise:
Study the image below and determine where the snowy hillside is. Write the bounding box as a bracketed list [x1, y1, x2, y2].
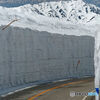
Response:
[0, 0, 99, 36]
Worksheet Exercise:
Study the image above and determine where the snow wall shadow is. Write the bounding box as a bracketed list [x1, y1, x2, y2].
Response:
[0, 26, 94, 95]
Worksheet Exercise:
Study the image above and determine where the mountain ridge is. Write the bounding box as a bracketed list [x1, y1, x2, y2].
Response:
[0, 0, 100, 7]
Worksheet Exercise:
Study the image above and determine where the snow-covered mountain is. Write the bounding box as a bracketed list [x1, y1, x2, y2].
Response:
[0, 0, 100, 36]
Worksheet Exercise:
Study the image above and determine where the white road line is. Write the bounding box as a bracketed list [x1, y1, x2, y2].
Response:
[1, 85, 38, 97]
[82, 90, 95, 100]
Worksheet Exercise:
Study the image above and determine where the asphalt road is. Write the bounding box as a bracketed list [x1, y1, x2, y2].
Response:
[1, 77, 94, 100]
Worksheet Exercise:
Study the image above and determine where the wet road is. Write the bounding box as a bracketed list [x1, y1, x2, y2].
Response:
[1, 77, 94, 100]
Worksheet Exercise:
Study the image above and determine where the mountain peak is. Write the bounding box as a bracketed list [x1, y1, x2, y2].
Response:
[0, 0, 99, 23]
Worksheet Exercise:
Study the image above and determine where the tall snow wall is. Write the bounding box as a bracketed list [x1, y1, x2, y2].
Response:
[0, 26, 94, 95]
[94, 31, 100, 100]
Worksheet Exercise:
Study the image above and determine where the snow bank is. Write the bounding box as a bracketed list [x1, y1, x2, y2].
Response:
[94, 28, 100, 100]
[0, 26, 94, 95]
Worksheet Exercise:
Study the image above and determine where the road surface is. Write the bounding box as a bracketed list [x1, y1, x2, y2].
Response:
[1, 77, 94, 100]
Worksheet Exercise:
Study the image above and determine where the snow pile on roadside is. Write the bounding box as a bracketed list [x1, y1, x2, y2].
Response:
[94, 26, 100, 100]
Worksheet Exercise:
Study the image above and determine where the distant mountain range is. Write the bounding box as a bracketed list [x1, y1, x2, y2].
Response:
[0, 0, 100, 7]
[84, 0, 100, 7]
[0, 0, 69, 7]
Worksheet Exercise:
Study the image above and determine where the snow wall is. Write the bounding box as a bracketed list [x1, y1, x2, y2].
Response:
[0, 26, 94, 95]
[94, 31, 100, 100]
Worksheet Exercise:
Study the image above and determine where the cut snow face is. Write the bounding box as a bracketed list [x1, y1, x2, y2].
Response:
[0, 0, 99, 36]
[94, 27, 100, 100]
